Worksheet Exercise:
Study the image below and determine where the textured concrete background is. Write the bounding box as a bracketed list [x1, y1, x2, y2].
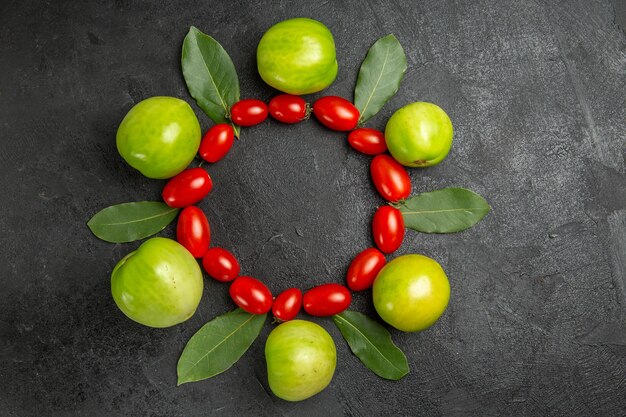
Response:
[1, 0, 625, 416]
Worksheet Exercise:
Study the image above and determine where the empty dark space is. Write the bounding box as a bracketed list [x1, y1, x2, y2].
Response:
[1, 1, 625, 416]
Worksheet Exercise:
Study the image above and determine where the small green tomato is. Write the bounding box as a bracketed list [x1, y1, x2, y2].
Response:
[257, 18, 338, 95]
[111, 237, 203, 328]
[265, 320, 336, 401]
[385, 102, 454, 167]
[373, 254, 450, 332]
[116, 96, 201, 179]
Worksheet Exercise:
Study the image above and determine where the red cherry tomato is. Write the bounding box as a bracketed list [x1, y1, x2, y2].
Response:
[199, 124, 234, 163]
[313, 96, 360, 131]
[348, 128, 387, 155]
[229, 276, 273, 314]
[303, 284, 352, 316]
[202, 247, 240, 282]
[346, 248, 386, 291]
[269, 94, 308, 124]
[272, 288, 302, 322]
[162, 168, 212, 208]
[372, 206, 404, 254]
[176, 206, 210, 258]
[370, 154, 411, 202]
[230, 99, 268, 127]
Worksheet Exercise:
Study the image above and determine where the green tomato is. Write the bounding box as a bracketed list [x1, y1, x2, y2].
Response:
[265, 320, 336, 401]
[116, 96, 201, 179]
[384, 102, 454, 168]
[373, 254, 450, 332]
[257, 18, 338, 95]
[111, 237, 203, 328]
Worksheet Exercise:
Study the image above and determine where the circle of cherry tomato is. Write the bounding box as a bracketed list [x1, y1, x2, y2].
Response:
[303, 284, 352, 316]
[199, 124, 235, 163]
[272, 288, 302, 322]
[372, 206, 405, 254]
[230, 99, 268, 127]
[269, 94, 308, 124]
[348, 128, 387, 155]
[163, 95, 415, 319]
[176, 206, 211, 258]
[229, 276, 273, 314]
[202, 247, 240, 282]
[370, 154, 411, 202]
[313, 96, 360, 131]
[162, 168, 212, 208]
[346, 248, 387, 291]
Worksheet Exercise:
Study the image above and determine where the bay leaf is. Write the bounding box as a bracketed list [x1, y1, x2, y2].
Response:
[177, 309, 266, 385]
[182, 26, 240, 136]
[354, 35, 407, 124]
[333, 310, 408, 380]
[394, 187, 491, 233]
[87, 201, 178, 243]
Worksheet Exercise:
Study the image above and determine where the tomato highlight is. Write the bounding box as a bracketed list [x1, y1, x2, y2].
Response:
[272, 288, 303, 322]
[372, 206, 404, 254]
[370, 154, 411, 202]
[162, 168, 212, 208]
[230, 99, 268, 127]
[176, 206, 211, 258]
[348, 128, 387, 155]
[303, 284, 351, 316]
[346, 248, 386, 291]
[313, 96, 359, 131]
[229, 276, 273, 314]
[199, 123, 235, 163]
[202, 247, 240, 282]
[269, 94, 308, 124]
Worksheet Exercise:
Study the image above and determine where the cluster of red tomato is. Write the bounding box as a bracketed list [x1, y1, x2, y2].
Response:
[160, 93, 411, 321]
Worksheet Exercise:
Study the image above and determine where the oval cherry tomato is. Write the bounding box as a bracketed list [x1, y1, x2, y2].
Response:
[272, 288, 302, 322]
[229, 276, 273, 314]
[269, 94, 308, 124]
[176, 206, 210, 258]
[313, 96, 359, 131]
[199, 124, 234, 163]
[230, 99, 268, 127]
[372, 206, 404, 254]
[346, 248, 386, 291]
[303, 284, 351, 316]
[202, 247, 240, 282]
[370, 154, 411, 202]
[162, 168, 212, 208]
[348, 128, 387, 155]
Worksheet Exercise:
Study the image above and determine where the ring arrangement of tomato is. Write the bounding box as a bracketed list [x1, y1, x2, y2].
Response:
[105, 17, 460, 403]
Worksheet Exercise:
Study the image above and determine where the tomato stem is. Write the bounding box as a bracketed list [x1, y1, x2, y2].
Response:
[303, 103, 313, 120]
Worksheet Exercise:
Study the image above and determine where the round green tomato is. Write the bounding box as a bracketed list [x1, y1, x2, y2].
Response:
[111, 237, 203, 328]
[373, 254, 450, 332]
[265, 320, 336, 401]
[257, 18, 338, 95]
[384, 102, 454, 168]
[116, 96, 201, 179]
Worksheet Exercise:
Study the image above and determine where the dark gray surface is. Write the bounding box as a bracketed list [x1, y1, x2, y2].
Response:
[1, 0, 625, 416]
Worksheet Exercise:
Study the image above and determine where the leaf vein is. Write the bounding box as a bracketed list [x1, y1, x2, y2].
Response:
[401, 207, 487, 215]
[359, 45, 390, 123]
[179, 314, 256, 380]
[335, 315, 404, 372]
[194, 36, 229, 114]
[90, 208, 178, 227]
